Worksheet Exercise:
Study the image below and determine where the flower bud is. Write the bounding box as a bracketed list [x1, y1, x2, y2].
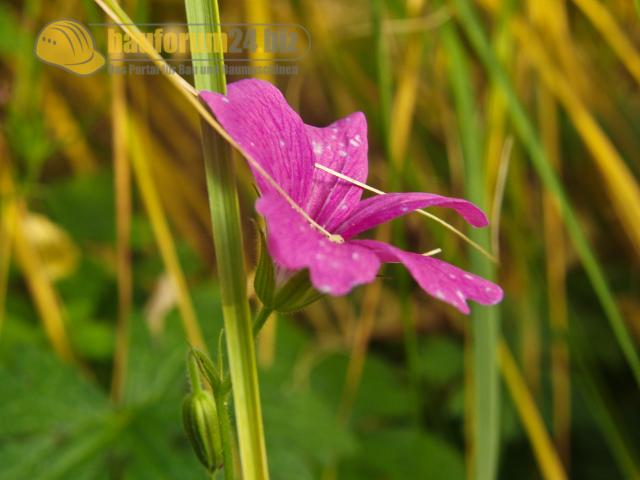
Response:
[272, 269, 323, 313]
[182, 391, 223, 473]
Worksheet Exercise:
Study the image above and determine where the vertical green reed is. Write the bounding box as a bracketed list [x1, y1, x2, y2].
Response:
[183, 0, 270, 478]
[440, 21, 500, 480]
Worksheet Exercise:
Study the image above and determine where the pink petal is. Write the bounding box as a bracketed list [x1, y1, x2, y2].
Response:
[304, 112, 369, 230]
[257, 194, 381, 295]
[354, 240, 503, 314]
[336, 192, 488, 239]
[200, 79, 313, 205]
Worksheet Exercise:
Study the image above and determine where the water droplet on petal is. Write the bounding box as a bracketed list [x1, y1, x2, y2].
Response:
[338, 150, 347, 157]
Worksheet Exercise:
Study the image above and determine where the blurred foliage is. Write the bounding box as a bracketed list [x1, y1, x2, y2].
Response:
[1, 0, 640, 478]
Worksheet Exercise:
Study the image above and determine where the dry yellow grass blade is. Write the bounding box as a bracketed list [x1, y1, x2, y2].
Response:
[508, 18, 640, 253]
[0, 152, 14, 337]
[9, 203, 76, 362]
[110, 67, 133, 403]
[523, 0, 573, 466]
[1, 148, 75, 361]
[390, 0, 425, 162]
[243, 0, 275, 83]
[528, 1, 572, 466]
[499, 340, 568, 480]
[127, 115, 206, 351]
[571, 0, 640, 86]
[42, 85, 99, 174]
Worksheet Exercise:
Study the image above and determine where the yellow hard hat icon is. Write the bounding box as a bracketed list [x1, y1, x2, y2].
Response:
[35, 20, 105, 75]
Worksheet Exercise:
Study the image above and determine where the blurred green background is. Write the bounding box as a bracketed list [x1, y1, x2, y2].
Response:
[1, 0, 640, 478]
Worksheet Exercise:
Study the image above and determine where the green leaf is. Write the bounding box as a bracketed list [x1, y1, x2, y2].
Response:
[340, 428, 465, 480]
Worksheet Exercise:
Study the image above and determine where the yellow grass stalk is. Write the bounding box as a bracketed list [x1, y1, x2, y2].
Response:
[127, 115, 206, 351]
[390, 0, 425, 162]
[571, 0, 640, 86]
[0, 145, 75, 361]
[42, 86, 99, 174]
[499, 340, 568, 480]
[243, 0, 275, 83]
[110, 66, 133, 402]
[0, 153, 14, 337]
[509, 19, 640, 253]
[10, 201, 76, 362]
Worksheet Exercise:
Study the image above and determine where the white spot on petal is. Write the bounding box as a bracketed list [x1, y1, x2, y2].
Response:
[338, 150, 347, 157]
[354, 134, 362, 142]
[464, 274, 474, 280]
[448, 273, 456, 279]
[221, 97, 230, 103]
[279, 139, 285, 147]
[435, 290, 445, 300]
[349, 139, 360, 147]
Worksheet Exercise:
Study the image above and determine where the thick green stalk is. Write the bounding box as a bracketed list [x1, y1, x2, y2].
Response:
[183, 0, 270, 478]
[454, 0, 640, 389]
[441, 22, 500, 480]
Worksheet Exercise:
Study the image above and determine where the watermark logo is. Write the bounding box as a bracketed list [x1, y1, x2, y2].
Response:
[35, 19, 105, 75]
[35, 19, 309, 76]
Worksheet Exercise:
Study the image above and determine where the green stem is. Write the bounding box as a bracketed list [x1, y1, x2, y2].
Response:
[216, 391, 236, 480]
[182, 0, 270, 478]
[440, 20, 500, 480]
[188, 353, 204, 394]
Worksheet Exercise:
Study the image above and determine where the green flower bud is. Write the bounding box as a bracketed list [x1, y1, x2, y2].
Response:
[272, 269, 323, 314]
[182, 390, 223, 473]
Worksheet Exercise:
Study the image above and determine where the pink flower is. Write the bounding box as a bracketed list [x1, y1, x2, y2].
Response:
[201, 79, 502, 314]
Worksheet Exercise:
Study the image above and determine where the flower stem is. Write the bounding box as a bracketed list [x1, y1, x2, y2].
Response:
[182, 0, 270, 478]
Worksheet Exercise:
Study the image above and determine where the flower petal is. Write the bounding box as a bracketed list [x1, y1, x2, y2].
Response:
[200, 79, 313, 205]
[336, 192, 488, 239]
[354, 240, 503, 314]
[257, 194, 381, 295]
[304, 112, 369, 230]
